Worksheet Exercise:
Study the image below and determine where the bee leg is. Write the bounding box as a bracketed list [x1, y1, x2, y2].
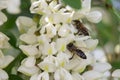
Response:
[69, 53, 75, 60]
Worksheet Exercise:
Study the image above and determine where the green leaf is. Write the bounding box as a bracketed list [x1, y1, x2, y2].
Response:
[111, 60, 120, 70]
[62, 0, 81, 9]
[9, 74, 23, 80]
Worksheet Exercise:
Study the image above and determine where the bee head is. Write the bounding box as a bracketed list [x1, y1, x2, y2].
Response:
[67, 43, 73, 48]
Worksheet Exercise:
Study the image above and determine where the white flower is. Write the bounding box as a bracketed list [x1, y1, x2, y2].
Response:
[112, 69, 120, 78]
[19, 45, 39, 57]
[48, 0, 58, 12]
[38, 56, 56, 72]
[0, 69, 9, 80]
[30, 73, 39, 80]
[6, 0, 21, 14]
[0, 11, 7, 26]
[73, 0, 102, 23]
[46, 13, 73, 24]
[37, 34, 50, 45]
[30, 72, 49, 80]
[54, 68, 73, 80]
[0, 0, 21, 14]
[86, 11, 102, 23]
[72, 72, 85, 80]
[0, 0, 21, 25]
[81, 0, 91, 12]
[84, 38, 99, 51]
[0, 0, 8, 10]
[92, 62, 112, 73]
[0, 50, 14, 68]
[82, 70, 103, 80]
[58, 24, 70, 37]
[0, 50, 14, 80]
[44, 23, 57, 38]
[56, 38, 67, 52]
[72, 0, 91, 20]
[16, 16, 37, 33]
[37, 72, 49, 80]
[92, 48, 107, 62]
[40, 23, 57, 38]
[71, 54, 95, 73]
[18, 57, 39, 76]
[30, 0, 51, 15]
[55, 52, 69, 67]
[18, 0, 105, 79]
[0, 32, 10, 49]
[42, 42, 57, 56]
[20, 33, 37, 44]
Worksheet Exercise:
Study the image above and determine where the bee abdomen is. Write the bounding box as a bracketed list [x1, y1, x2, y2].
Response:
[75, 49, 87, 59]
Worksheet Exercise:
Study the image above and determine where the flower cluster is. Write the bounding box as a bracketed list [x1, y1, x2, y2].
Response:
[0, 0, 21, 26]
[16, 0, 120, 80]
[0, 32, 14, 80]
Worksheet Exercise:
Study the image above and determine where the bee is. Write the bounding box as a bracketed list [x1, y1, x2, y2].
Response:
[67, 42, 87, 60]
[73, 20, 89, 36]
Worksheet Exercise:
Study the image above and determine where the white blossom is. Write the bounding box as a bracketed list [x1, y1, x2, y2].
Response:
[17, 0, 106, 80]
[86, 11, 102, 23]
[0, 0, 21, 25]
[20, 33, 37, 44]
[82, 70, 103, 80]
[19, 45, 39, 57]
[18, 57, 39, 76]
[58, 24, 70, 37]
[38, 56, 56, 72]
[0, 69, 9, 80]
[112, 69, 120, 78]
[30, 0, 51, 15]
[73, 0, 102, 23]
[0, 50, 14, 68]
[16, 16, 37, 33]
[6, 0, 21, 14]
[0, 11, 7, 26]
[92, 62, 112, 73]
[0, 32, 10, 49]
[72, 72, 84, 80]
[54, 68, 73, 80]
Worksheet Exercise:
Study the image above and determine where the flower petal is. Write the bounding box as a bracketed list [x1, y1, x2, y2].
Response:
[16, 16, 36, 33]
[0, 0, 8, 10]
[21, 57, 36, 67]
[0, 69, 8, 80]
[30, 0, 51, 15]
[58, 24, 70, 37]
[112, 69, 120, 78]
[37, 72, 49, 80]
[38, 61, 56, 72]
[19, 45, 39, 56]
[30, 73, 39, 80]
[0, 11, 7, 26]
[81, 0, 91, 12]
[82, 70, 103, 80]
[85, 38, 98, 51]
[93, 62, 112, 73]
[20, 33, 37, 44]
[72, 72, 84, 80]
[54, 68, 73, 80]
[18, 65, 39, 76]
[0, 55, 14, 68]
[86, 11, 102, 23]
[7, 0, 21, 14]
